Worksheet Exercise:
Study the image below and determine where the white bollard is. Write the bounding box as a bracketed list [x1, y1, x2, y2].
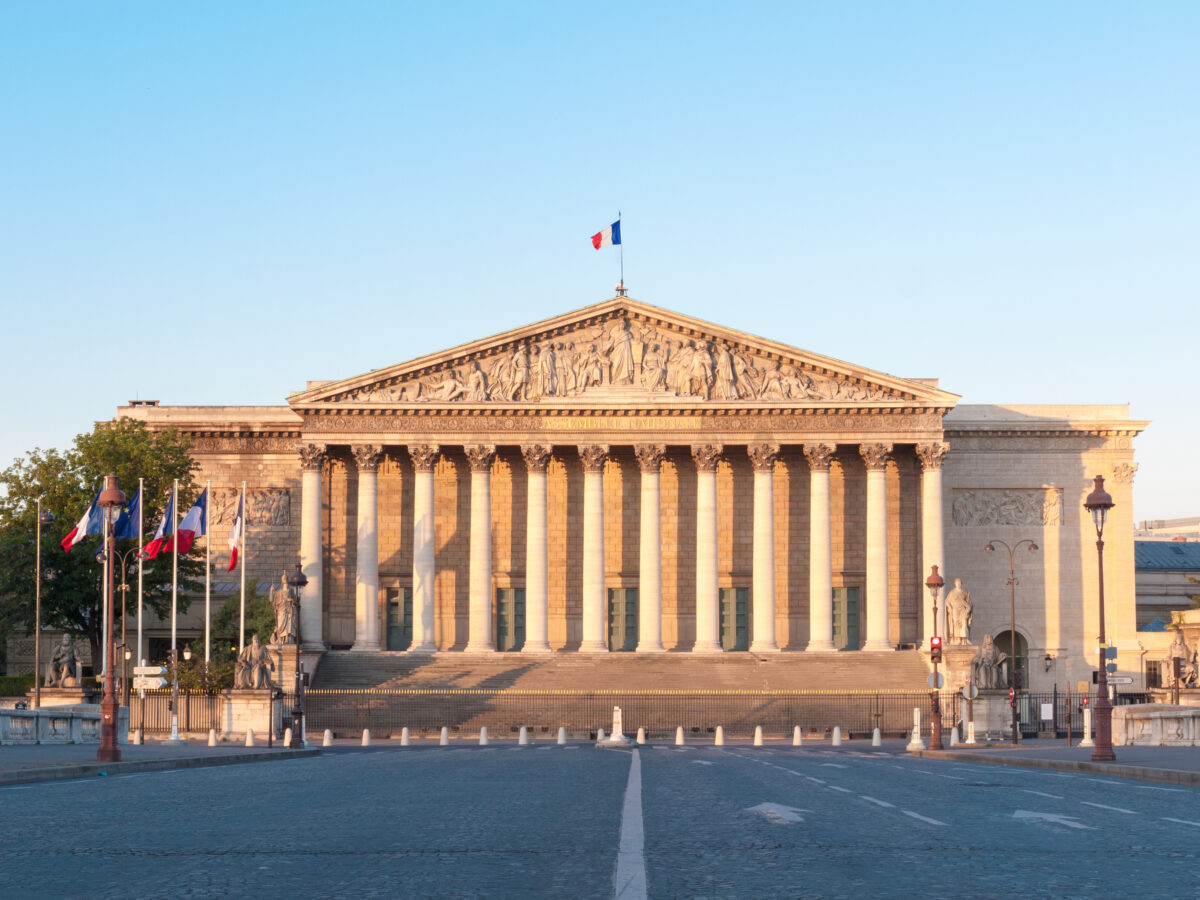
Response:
[245, 729, 255, 748]
[597, 727, 605, 742]
[753, 725, 763, 747]
[557, 726, 566, 745]
[362, 729, 371, 747]
[950, 726, 960, 746]
[906, 707, 926, 751]
[131, 728, 143, 746]
[208, 728, 216, 747]
[1080, 708, 1095, 747]
[440, 726, 450, 746]
[966, 721, 977, 744]
[479, 726, 489, 746]
[636, 727, 646, 745]
[793, 726, 802, 747]
[400, 726, 410, 747]
[323, 729, 333, 747]
[519, 726, 529, 745]
[676, 726, 685, 746]
[871, 727, 881, 747]
[832, 726, 842, 747]
[714, 726, 725, 746]
[283, 727, 292, 746]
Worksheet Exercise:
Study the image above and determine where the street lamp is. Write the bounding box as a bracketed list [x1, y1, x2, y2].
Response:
[985, 538, 1039, 745]
[926, 565, 945, 750]
[33, 501, 55, 710]
[108, 544, 141, 706]
[290, 563, 308, 749]
[97, 474, 126, 763]
[1084, 474, 1116, 762]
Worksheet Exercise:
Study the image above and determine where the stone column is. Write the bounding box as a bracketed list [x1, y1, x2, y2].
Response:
[748, 443, 781, 652]
[634, 444, 666, 652]
[861, 442, 893, 651]
[465, 445, 497, 652]
[409, 444, 440, 653]
[298, 443, 327, 650]
[579, 444, 609, 651]
[522, 444, 553, 653]
[351, 445, 382, 652]
[692, 444, 723, 652]
[917, 442, 949, 645]
[803, 443, 837, 651]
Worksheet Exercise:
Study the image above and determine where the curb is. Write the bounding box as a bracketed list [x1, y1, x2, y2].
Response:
[915, 749, 1200, 787]
[0, 747, 321, 787]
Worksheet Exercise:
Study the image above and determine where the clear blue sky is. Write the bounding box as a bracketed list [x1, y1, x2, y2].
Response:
[2, 3, 1197, 520]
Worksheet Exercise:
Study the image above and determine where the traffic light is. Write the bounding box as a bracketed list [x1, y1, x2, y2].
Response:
[930, 635, 943, 664]
[1082, 695, 1089, 708]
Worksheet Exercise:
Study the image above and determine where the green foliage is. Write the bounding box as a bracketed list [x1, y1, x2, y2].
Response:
[0, 418, 201, 667]
[0, 673, 35, 697]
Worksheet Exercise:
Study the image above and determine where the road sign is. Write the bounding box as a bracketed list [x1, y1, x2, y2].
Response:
[132, 676, 167, 690]
[927, 672, 945, 689]
[1106, 662, 1118, 673]
[1109, 676, 1134, 685]
[962, 684, 979, 700]
[134, 666, 166, 676]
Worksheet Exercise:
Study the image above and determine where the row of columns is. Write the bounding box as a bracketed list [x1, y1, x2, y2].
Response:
[296, 440, 948, 653]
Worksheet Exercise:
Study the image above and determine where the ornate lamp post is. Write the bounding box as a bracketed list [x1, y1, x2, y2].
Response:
[985, 538, 1039, 745]
[108, 544, 140, 706]
[926, 565, 945, 750]
[1084, 474, 1116, 762]
[33, 501, 54, 710]
[97, 474, 126, 763]
[289, 563, 308, 748]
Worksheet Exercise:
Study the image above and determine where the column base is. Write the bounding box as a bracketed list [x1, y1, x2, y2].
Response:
[578, 640, 608, 652]
[407, 642, 437, 654]
[635, 644, 665, 653]
[750, 642, 780, 653]
[691, 641, 723, 653]
[521, 643, 553, 653]
[464, 643, 495, 653]
[861, 641, 894, 652]
[350, 642, 381, 653]
[805, 641, 837, 652]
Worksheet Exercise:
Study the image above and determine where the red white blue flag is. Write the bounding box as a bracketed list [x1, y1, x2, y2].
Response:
[60, 492, 102, 552]
[226, 488, 244, 572]
[590, 220, 621, 249]
[166, 488, 207, 555]
[142, 486, 176, 560]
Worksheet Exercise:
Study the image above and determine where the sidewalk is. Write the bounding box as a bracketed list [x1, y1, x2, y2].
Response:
[917, 739, 1200, 786]
[0, 740, 320, 786]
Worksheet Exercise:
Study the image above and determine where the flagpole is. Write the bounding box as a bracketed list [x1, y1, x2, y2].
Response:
[102, 510, 110, 680]
[137, 476, 143, 667]
[205, 478, 211, 665]
[169, 479, 179, 743]
[239, 481, 246, 654]
[618, 211, 623, 287]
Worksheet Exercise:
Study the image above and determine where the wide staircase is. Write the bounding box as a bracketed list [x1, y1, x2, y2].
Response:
[306, 651, 943, 739]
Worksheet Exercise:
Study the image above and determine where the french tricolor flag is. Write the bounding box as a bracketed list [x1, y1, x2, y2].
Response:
[60, 493, 102, 552]
[226, 488, 244, 573]
[142, 487, 176, 560]
[590, 220, 621, 250]
[166, 488, 207, 555]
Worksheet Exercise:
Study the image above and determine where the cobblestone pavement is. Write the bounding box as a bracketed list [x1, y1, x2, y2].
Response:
[2, 742, 1198, 899]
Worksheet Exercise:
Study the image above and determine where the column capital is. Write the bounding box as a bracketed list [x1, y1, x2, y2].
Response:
[521, 443, 553, 473]
[464, 444, 497, 473]
[408, 443, 440, 472]
[859, 442, 893, 471]
[297, 443, 327, 471]
[351, 444, 383, 472]
[691, 443, 724, 473]
[803, 443, 836, 472]
[634, 443, 667, 473]
[747, 442, 781, 472]
[916, 442, 949, 472]
[578, 444, 610, 473]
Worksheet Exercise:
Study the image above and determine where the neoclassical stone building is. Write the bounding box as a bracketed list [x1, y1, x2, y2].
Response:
[119, 296, 1146, 690]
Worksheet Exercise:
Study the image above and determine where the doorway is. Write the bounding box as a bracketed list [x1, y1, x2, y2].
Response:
[386, 587, 412, 651]
[832, 587, 861, 651]
[496, 588, 526, 652]
[719, 588, 749, 651]
[607, 588, 638, 651]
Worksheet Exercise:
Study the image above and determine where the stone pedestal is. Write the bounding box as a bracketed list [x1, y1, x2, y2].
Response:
[271, 644, 324, 691]
[223, 689, 283, 740]
[28, 687, 95, 708]
[941, 644, 976, 692]
[961, 690, 1019, 742]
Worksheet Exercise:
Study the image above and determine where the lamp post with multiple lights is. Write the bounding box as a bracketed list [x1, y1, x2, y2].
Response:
[1084, 474, 1116, 762]
[985, 538, 1039, 745]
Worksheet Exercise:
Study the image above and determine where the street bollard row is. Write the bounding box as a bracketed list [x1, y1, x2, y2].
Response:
[321, 724, 880, 745]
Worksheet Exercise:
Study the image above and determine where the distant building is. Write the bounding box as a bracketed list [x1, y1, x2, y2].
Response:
[1135, 540, 1200, 630]
[1136, 517, 1200, 541]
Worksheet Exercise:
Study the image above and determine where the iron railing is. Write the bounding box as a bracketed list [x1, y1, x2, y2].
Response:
[129, 690, 222, 734]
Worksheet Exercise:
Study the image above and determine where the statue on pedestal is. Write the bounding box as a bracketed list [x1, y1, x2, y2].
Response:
[270, 571, 299, 645]
[1166, 629, 1198, 688]
[971, 634, 1007, 690]
[46, 635, 82, 687]
[234, 634, 275, 689]
[945, 578, 973, 645]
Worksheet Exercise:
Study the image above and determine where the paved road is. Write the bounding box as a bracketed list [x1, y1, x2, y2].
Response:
[2, 743, 1197, 898]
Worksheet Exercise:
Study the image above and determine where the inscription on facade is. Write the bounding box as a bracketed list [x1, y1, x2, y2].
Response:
[951, 488, 1063, 527]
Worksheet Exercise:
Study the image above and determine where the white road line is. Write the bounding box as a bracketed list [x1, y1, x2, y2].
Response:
[827, 785, 852, 793]
[805, 777, 825, 784]
[613, 749, 647, 900]
[859, 795, 895, 808]
[1080, 801, 1136, 814]
[1134, 785, 1184, 793]
[902, 810, 947, 826]
[1164, 817, 1200, 827]
[1022, 789, 1064, 800]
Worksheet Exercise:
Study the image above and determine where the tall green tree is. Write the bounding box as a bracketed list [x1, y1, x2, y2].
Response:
[0, 418, 202, 670]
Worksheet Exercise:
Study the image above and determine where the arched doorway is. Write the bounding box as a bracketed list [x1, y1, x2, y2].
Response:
[993, 630, 1029, 690]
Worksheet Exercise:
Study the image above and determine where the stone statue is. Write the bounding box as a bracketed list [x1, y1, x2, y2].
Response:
[607, 318, 636, 385]
[464, 362, 488, 402]
[234, 634, 275, 689]
[641, 343, 666, 392]
[46, 635, 82, 688]
[714, 344, 738, 399]
[271, 571, 299, 644]
[689, 341, 714, 399]
[1167, 630, 1198, 688]
[945, 578, 973, 645]
[971, 634, 1007, 690]
[533, 343, 556, 398]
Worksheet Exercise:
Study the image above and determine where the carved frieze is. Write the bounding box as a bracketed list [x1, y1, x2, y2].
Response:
[802, 443, 836, 472]
[859, 443, 892, 471]
[951, 489, 1063, 527]
[339, 313, 896, 406]
[916, 442, 949, 471]
[211, 488, 292, 527]
[691, 443, 724, 473]
[747, 443, 781, 472]
[634, 443, 667, 473]
[190, 436, 299, 453]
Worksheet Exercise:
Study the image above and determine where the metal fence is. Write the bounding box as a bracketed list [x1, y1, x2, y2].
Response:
[129, 690, 221, 734]
[291, 689, 961, 739]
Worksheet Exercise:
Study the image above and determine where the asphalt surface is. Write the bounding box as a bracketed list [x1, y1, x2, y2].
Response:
[2, 741, 1197, 899]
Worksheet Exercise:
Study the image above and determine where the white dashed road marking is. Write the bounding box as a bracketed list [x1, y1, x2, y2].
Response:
[902, 810, 947, 826]
[1021, 790, 1064, 799]
[614, 749, 646, 900]
[1164, 817, 1200, 827]
[1080, 801, 1136, 814]
[859, 795, 895, 808]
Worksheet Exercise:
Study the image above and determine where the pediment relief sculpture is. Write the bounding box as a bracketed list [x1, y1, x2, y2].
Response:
[343, 315, 895, 405]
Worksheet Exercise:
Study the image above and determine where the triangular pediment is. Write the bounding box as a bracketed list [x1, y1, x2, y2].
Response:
[290, 297, 958, 409]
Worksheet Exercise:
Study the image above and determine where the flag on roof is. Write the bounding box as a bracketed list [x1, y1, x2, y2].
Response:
[590, 220, 621, 249]
[226, 488, 244, 573]
[60, 493, 102, 552]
